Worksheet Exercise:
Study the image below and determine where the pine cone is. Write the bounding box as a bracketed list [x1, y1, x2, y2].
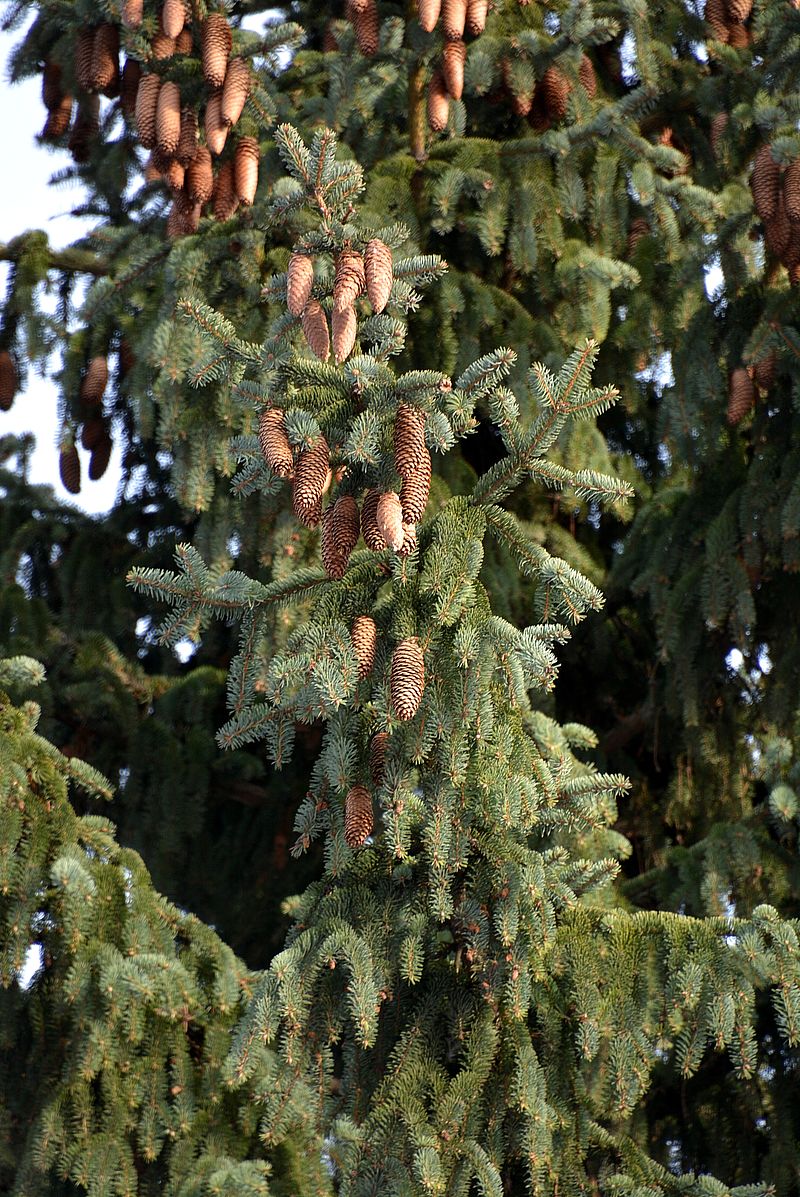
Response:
[751, 145, 780, 222]
[541, 66, 571, 120]
[783, 224, 800, 270]
[162, 0, 186, 39]
[135, 74, 161, 149]
[418, 0, 442, 32]
[234, 136, 259, 205]
[705, 0, 730, 40]
[369, 730, 389, 786]
[293, 435, 330, 514]
[390, 637, 425, 721]
[466, 0, 489, 34]
[376, 491, 404, 551]
[765, 196, 791, 258]
[164, 159, 185, 192]
[80, 415, 105, 451]
[92, 23, 119, 95]
[344, 785, 373, 849]
[442, 40, 467, 101]
[725, 0, 752, 18]
[397, 521, 418, 558]
[348, 0, 379, 56]
[400, 447, 431, 524]
[752, 349, 776, 392]
[151, 30, 176, 60]
[351, 615, 377, 680]
[332, 305, 357, 363]
[302, 300, 330, 361]
[212, 160, 239, 221]
[442, 0, 467, 39]
[202, 12, 232, 88]
[120, 58, 141, 121]
[68, 96, 100, 163]
[784, 159, 800, 222]
[361, 489, 386, 551]
[321, 495, 360, 579]
[578, 54, 597, 98]
[89, 430, 113, 481]
[42, 61, 63, 111]
[727, 21, 751, 47]
[287, 253, 314, 317]
[59, 443, 81, 494]
[165, 198, 196, 239]
[428, 71, 450, 132]
[221, 57, 251, 126]
[333, 250, 366, 313]
[176, 27, 193, 54]
[122, 0, 144, 28]
[0, 351, 17, 411]
[75, 28, 96, 92]
[80, 355, 109, 406]
[727, 367, 755, 426]
[156, 81, 181, 155]
[42, 98, 73, 141]
[709, 111, 728, 158]
[394, 404, 426, 479]
[364, 239, 392, 313]
[186, 145, 214, 203]
[177, 106, 198, 165]
[205, 91, 228, 155]
[258, 408, 293, 476]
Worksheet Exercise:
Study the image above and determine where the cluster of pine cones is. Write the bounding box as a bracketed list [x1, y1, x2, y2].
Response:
[58, 353, 119, 492]
[727, 350, 776, 426]
[704, 0, 753, 48]
[751, 144, 800, 284]
[419, 0, 488, 132]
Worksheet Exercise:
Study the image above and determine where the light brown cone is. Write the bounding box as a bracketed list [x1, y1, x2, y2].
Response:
[75, 28, 96, 92]
[122, 0, 144, 28]
[212, 160, 239, 220]
[442, 0, 467, 39]
[221, 58, 251, 126]
[205, 91, 228, 155]
[293, 435, 331, 513]
[398, 522, 418, 558]
[177, 106, 198, 165]
[89, 431, 113, 481]
[234, 136, 259, 205]
[164, 159, 185, 191]
[349, 0, 380, 56]
[92, 23, 119, 95]
[120, 59, 141, 121]
[466, 0, 489, 34]
[258, 408, 294, 476]
[725, 0, 752, 18]
[394, 405, 426, 479]
[202, 13, 232, 87]
[302, 300, 330, 361]
[705, 0, 730, 40]
[727, 367, 755, 425]
[166, 198, 198, 239]
[59, 443, 81, 495]
[334, 250, 366, 312]
[751, 145, 780, 221]
[0, 351, 17, 411]
[369, 731, 389, 787]
[364, 239, 392, 313]
[400, 447, 431, 524]
[332, 305, 357, 363]
[443, 40, 467, 100]
[42, 98, 73, 140]
[81, 355, 109, 406]
[186, 145, 214, 203]
[784, 159, 800, 222]
[156, 81, 181, 154]
[287, 253, 314, 316]
[81, 415, 105, 451]
[361, 489, 386, 551]
[418, 0, 441, 32]
[135, 74, 161, 149]
[376, 491, 404, 551]
[176, 27, 193, 54]
[144, 154, 162, 183]
[351, 615, 377, 680]
[151, 31, 176, 60]
[428, 71, 450, 132]
[578, 54, 597, 98]
[752, 350, 776, 393]
[390, 637, 425, 721]
[42, 61, 63, 111]
[162, 0, 186, 39]
[344, 785, 373, 849]
[542, 66, 571, 120]
[709, 111, 728, 158]
[322, 495, 360, 578]
[765, 196, 791, 258]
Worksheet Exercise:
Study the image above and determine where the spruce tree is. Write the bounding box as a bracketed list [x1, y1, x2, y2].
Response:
[2, 0, 800, 1193]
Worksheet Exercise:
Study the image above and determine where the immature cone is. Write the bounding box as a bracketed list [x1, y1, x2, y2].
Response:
[752, 350, 777, 392]
[80, 356, 109, 406]
[89, 431, 113, 481]
[709, 111, 729, 158]
[212, 160, 239, 220]
[442, 0, 467, 39]
[156, 81, 181, 155]
[205, 91, 228, 155]
[727, 367, 755, 426]
[369, 730, 389, 787]
[322, 494, 361, 579]
[293, 435, 331, 515]
[287, 253, 314, 317]
[578, 54, 597, 98]
[42, 98, 73, 141]
[120, 58, 141, 120]
[42, 61, 63, 111]
[542, 67, 571, 120]
[136, 74, 161, 149]
[351, 615, 377, 680]
[122, 0, 144, 28]
[221, 58, 251, 126]
[705, 0, 730, 40]
[75, 28, 96, 92]
[59, 443, 81, 495]
[390, 637, 425, 721]
[725, 0, 752, 18]
[333, 250, 366, 312]
[466, 0, 489, 34]
[177, 106, 199, 165]
[186, 145, 214, 203]
[784, 159, 800, 223]
[0, 351, 17, 411]
[202, 13, 232, 87]
[302, 300, 330, 361]
[162, 0, 186, 39]
[333, 305, 357, 363]
[234, 136, 259, 205]
[417, 0, 441, 32]
[428, 71, 450, 132]
[364, 239, 392, 313]
[400, 447, 431, 524]
[361, 489, 386, 551]
[258, 408, 294, 476]
[92, 23, 119, 95]
[751, 145, 780, 222]
[344, 785, 373, 849]
[376, 491, 404, 551]
[442, 40, 467, 101]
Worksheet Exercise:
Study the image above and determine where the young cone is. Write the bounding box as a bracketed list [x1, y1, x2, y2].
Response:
[727, 367, 755, 425]
[301, 300, 330, 361]
[258, 408, 294, 477]
[351, 616, 377, 680]
[287, 254, 314, 317]
[442, 41, 467, 101]
[400, 446, 431, 524]
[428, 71, 450, 132]
[364, 239, 392, 313]
[466, 0, 489, 34]
[293, 435, 331, 515]
[156, 81, 181, 155]
[349, 0, 380, 56]
[205, 91, 228, 155]
[80, 356, 109, 406]
[369, 730, 389, 787]
[784, 159, 800, 223]
[186, 146, 214, 204]
[135, 75, 161, 150]
[751, 144, 780, 221]
[202, 13, 232, 88]
[212, 160, 239, 221]
[361, 489, 386, 551]
[177, 107, 198, 166]
[234, 136, 259, 205]
[59, 442, 81, 495]
[91, 23, 119, 95]
[162, 0, 186, 40]
[332, 306, 357, 364]
[394, 405, 427, 479]
[417, 0, 441, 32]
[0, 350, 17, 411]
[376, 492, 405, 551]
[344, 785, 373, 849]
[333, 250, 366, 312]
[390, 637, 425, 721]
[442, 0, 467, 39]
[122, 0, 143, 28]
[120, 59, 141, 121]
[221, 58, 251, 126]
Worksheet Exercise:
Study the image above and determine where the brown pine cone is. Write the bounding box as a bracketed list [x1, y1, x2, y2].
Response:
[466, 0, 489, 34]
[541, 66, 571, 120]
[287, 253, 314, 317]
[59, 442, 81, 495]
[186, 145, 214, 203]
[442, 40, 467, 101]
[89, 430, 113, 481]
[332, 306, 357, 364]
[164, 158, 185, 192]
[727, 367, 754, 426]
[80, 355, 109, 406]
[322, 495, 361, 579]
[349, 0, 379, 56]
[784, 159, 800, 223]
[442, 0, 467, 39]
[212, 160, 239, 221]
[765, 196, 791, 258]
[205, 91, 228, 155]
[351, 615, 377, 680]
[42, 98, 73, 141]
[400, 447, 431, 524]
[292, 495, 322, 529]
[369, 730, 389, 786]
[418, 0, 442, 32]
[394, 404, 426, 480]
[177, 106, 199, 165]
[120, 58, 141, 121]
[162, 0, 186, 39]
[709, 111, 728, 158]
[364, 239, 392, 313]
[0, 351, 17, 411]
[176, 27, 193, 54]
[725, 0, 752, 18]
[302, 300, 330, 361]
[333, 250, 366, 313]
[361, 489, 386, 551]
[75, 28, 96, 92]
[144, 154, 162, 184]
[321, 505, 346, 579]
[293, 434, 331, 514]
[258, 408, 294, 476]
[234, 136, 259, 205]
[92, 23, 119, 95]
[705, 0, 730, 40]
[397, 521, 418, 559]
[390, 637, 425, 721]
[376, 491, 404, 551]
[428, 71, 450, 132]
[202, 13, 232, 88]
[151, 29, 176, 60]
[790, 263, 800, 287]
[135, 74, 161, 149]
[165, 198, 194, 239]
[578, 54, 597, 98]
[751, 145, 780, 222]
[726, 20, 751, 47]
[221, 58, 252, 126]
[68, 96, 100, 163]
[752, 350, 776, 393]
[344, 785, 373, 849]
[80, 415, 106, 451]
[783, 224, 800, 270]
[42, 61, 63, 111]
[156, 81, 181, 155]
[122, 0, 144, 28]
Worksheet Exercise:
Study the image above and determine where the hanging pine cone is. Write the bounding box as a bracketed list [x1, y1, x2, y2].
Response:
[428, 71, 450, 132]
[162, 0, 186, 39]
[156, 81, 181, 155]
[166, 198, 192, 240]
[202, 12, 232, 87]
[205, 91, 228, 155]
[400, 447, 431, 524]
[369, 730, 389, 786]
[176, 27, 193, 54]
[442, 0, 467, 39]
[344, 785, 373, 849]
[709, 111, 729, 158]
[541, 66, 571, 120]
[752, 349, 777, 392]
[221, 58, 251, 126]
[258, 408, 294, 476]
[783, 224, 800, 270]
[164, 159, 185, 191]
[417, 0, 441, 32]
[120, 58, 141, 121]
[442, 40, 467, 101]
[376, 491, 404, 551]
[302, 300, 330, 361]
[186, 145, 214, 203]
[322, 494, 361, 579]
[68, 95, 100, 163]
[92, 23, 119, 95]
[176, 106, 198, 165]
[725, 0, 752, 18]
[397, 521, 418, 558]
[42, 61, 63, 111]
[80, 415, 105, 451]
[765, 196, 791, 258]
[293, 434, 330, 515]
[293, 489, 322, 528]
[466, 0, 489, 34]
[122, 0, 144, 28]
[361, 489, 386, 551]
[234, 136, 259, 204]
[390, 637, 425, 721]
[727, 21, 750, 47]
[0, 351, 17, 411]
[784, 159, 800, 222]
[333, 250, 366, 313]
[75, 28, 96, 92]
[332, 306, 357, 364]
[705, 0, 730, 40]
[727, 367, 755, 425]
[151, 28, 176, 60]
[351, 615, 377, 680]
[394, 405, 426, 479]
[287, 253, 314, 317]
[211, 160, 238, 220]
[80, 355, 109, 406]
[135, 74, 161, 149]
[348, 0, 380, 55]
[89, 430, 113, 481]
[578, 54, 597, 98]
[59, 442, 81, 495]
[751, 145, 780, 222]
[42, 97, 73, 141]
[364, 239, 392, 313]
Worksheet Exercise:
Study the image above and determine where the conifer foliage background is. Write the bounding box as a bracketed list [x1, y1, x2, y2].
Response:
[2, 0, 800, 1194]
